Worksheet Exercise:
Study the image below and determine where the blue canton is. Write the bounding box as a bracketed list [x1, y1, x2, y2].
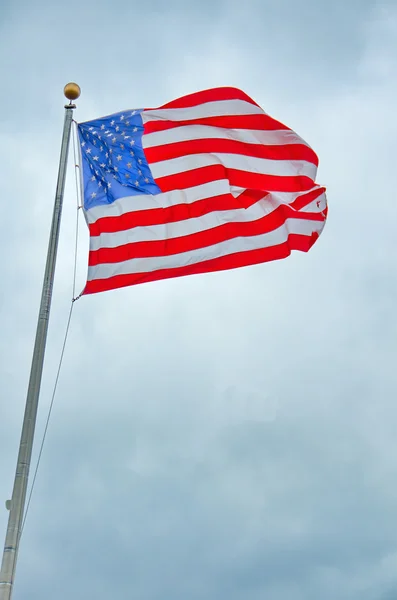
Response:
[77, 109, 161, 211]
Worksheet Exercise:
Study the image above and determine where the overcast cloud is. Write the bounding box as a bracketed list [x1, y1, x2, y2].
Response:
[0, 0, 396, 598]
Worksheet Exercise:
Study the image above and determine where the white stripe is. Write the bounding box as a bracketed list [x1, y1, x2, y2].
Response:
[87, 217, 325, 281]
[90, 201, 268, 251]
[85, 180, 243, 224]
[85, 184, 324, 225]
[89, 195, 325, 251]
[143, 126, 308, 150]
[149, 153, 317, 181]
[142, 99, 264, 123]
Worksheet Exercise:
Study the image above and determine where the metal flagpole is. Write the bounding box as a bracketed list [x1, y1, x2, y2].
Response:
[0, 82, 81, 600]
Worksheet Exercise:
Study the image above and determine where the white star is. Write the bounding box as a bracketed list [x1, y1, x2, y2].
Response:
[126, 121, 130, 126]
[127, 162, 132, 168]
[91, 176, 96, 181]
[109, 148, 113, 154]
[100, 163, 106, 168]
[100, 124, 105, 130]
[91, 191, 97, 198]
[144, 177, 149, 183]
[130, 150, 134, 156]
[100, 146, 103, 152]
[111, 120, 115, 126]
[105, 152, 109, 158]
[81, 141, 86, 147]
[120, 144, 125, 150]
[125, 173, 130, 179]
[89, 127, 94, 131]
[114, 166, 118, 172]
[117, 155, 122, 161]
[133, 127, 138, 132]
[112, 137, 116, 143]
[115, 126, 120, 132]
[130, 111, 136, 116]
[107, 182, 112, 188]
[130, 140, 135, 146]
[105, 130, 110, 134]
[135, 180, 139, 186]
[93, 140, 97, 145]
[98, 181, 102, 187]
[138, 158, 142, 164]
[124, 135, 130, 140]
[93, 156, 99, 161]
[120, 115, 125, 121]
[86, 148, 92, 154]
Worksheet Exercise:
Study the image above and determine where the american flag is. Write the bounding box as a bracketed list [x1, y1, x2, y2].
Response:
[77, 87, 327, 294]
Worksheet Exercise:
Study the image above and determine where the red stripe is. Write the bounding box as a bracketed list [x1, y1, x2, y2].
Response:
[156, 164, 315, 194]
[144, 138, 318, 167]
[144, 114, 289, 135]
[84, 233, 319, 294]
[88, 205, 325, 266]
[89, 190, 266, 236]
[146, 87, 261, 110]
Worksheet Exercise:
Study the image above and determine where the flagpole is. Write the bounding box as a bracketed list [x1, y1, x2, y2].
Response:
[0, 82, 81, 600]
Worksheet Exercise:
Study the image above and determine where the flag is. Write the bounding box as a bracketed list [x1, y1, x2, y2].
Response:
[77, 87, 327, 294]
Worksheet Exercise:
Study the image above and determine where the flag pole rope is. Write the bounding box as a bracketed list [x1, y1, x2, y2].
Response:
[19, 122, 83, 537]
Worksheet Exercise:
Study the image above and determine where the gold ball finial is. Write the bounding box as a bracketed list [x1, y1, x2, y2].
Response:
[64, 82, 81, 101]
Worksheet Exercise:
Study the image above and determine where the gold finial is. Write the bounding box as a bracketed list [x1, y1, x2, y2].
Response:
[64, 82, 81, 101]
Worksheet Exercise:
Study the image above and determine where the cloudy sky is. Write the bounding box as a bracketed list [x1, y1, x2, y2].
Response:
[0, 0, 396, 598]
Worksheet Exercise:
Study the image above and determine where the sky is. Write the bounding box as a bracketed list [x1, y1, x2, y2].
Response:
[0, 0, 396, 598]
